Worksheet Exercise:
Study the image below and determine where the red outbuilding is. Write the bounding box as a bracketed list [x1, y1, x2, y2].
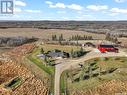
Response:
[98, 44, 119, 53]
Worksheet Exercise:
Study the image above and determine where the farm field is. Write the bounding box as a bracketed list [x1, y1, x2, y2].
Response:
[0, 44, 49, 95]
[0, 28, 105, 40]
[63, 57, 127, 95]
[0, 60, 49, 95]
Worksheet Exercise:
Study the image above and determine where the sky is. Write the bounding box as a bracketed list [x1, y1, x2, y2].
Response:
[0, 0, 127, 21]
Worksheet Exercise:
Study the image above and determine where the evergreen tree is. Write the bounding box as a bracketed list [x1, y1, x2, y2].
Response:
[72, 35, 74, 40]
[60, 34, 64, 41]
[80, 47, 84, 54]
[84, 35, 86, 40]
[89, 36, 93, 40]
[54, 35, 57, 41]
[52, 35, 57, 41]
[113, 37, 118, 43]
[41, 48, 44, 54]
[71, 49, 74, 58]
[88, 65, 92, 78]
[105, 33, 111, 41]
[80, 66, 85, 81]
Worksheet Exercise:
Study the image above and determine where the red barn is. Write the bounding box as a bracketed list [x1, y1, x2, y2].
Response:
[98, 45, 119, 53]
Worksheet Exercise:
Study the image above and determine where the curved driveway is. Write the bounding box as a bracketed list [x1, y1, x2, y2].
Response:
[54, 50, 127, 95]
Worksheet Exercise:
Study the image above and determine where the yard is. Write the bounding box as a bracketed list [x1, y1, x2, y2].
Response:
[27, 47, 55, 94]
[27, 48, 55, 74]
[27, 44, 83, 94]
[60, 57, 127, 95]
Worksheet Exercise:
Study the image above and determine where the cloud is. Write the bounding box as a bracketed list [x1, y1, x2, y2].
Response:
[110, 8, 127, 14]
[87, 5, 108, 11]
[45, 1, 53, 5]
[15, 0, 26, 6]
[25, 10, 42, 13]
[108, 13, 118, 16]
[51, 3, 66, 8]
[45, 1, 83, 11]
[45, 1, 66, 8]
[114, 0, 127, 3]
[14, 7, 41, 14]
[57, 11, 66, 14]
[67, 4, 83, 11]
[14, 7, 22, 13]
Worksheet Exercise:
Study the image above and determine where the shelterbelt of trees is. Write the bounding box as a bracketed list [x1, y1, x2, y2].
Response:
[0, 36, 38, 47]
[52, 34, 93, 41]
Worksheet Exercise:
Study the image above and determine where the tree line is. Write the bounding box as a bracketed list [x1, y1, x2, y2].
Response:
[70, 35, 93, 41]
[52, 34, 93, 41]
[71, 47, 86, 58]
[52, 34, 64, 41]
[105, 33, 118, 43]
[0, 36, 38, 47]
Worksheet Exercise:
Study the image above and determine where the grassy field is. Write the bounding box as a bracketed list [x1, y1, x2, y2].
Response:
[41, 44, 82, 53]
[0, 28, 105, 40]
[61, 57, 127, 94]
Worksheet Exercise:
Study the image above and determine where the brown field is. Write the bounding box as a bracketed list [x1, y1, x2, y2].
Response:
[0, 44, 49, 95]
[0, 48, 11, 53]
[0, 59, 49, 95]
[0, 28, 105, 40]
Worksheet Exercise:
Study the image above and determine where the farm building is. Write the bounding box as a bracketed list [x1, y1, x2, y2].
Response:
[82, 42, 96, 47]
[98, 44, 119, 53]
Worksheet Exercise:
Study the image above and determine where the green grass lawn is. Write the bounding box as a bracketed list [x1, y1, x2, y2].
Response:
[62, 57, 127, 94]
[60, 71, 68, 94]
